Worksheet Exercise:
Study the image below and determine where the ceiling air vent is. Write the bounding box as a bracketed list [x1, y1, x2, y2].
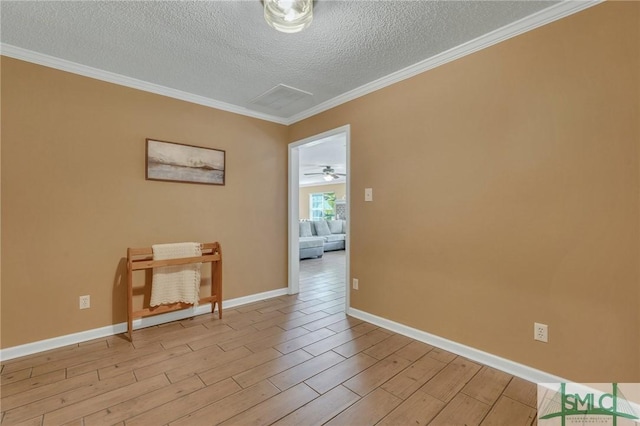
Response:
[249, 84, 313, 111]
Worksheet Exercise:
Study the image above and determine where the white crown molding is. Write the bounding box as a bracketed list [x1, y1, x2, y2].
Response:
[0, 287, 288, 361]
[287, 0, 603, 125]
[1, 1, 601, 127]
[0, 44, 289, 125]
[347, 307, 569, 384]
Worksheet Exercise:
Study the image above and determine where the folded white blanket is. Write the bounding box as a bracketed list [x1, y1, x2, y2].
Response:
[150, 242, 202, 307]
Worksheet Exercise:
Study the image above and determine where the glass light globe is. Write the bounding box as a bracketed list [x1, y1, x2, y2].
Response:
[264, 0, 313, 34]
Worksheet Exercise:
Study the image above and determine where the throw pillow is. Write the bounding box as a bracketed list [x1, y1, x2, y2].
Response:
[299, 221, 312, 237]
[328, 220, 343, 234]
[313, 220, 331, 236]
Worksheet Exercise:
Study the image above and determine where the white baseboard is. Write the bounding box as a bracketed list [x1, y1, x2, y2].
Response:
[347, 307, 568, 384]
[0, 287, 288, 361]
[220, 288, 289, 310]
[1, 290, 568, 385]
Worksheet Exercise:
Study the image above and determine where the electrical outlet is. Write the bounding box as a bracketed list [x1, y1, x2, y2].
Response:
[534, 322, 548, 342]
[79, 295, 90, 310]
[352, 278, 359, 290]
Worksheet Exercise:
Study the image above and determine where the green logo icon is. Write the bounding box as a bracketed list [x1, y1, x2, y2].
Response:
[539, 383, 639, 426]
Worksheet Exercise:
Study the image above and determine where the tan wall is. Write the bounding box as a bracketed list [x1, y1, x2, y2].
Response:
[299, 183, 346, 219]
[289, 2, 640, 382]
[1, 58, 289, 348]
[1, 2, 639, 381]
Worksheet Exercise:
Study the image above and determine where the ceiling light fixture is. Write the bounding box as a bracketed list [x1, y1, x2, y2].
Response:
[323, 174, 334, 181]
[264, 0, 313, 34]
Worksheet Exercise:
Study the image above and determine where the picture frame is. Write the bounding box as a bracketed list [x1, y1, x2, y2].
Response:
[146, 139, 225, 186]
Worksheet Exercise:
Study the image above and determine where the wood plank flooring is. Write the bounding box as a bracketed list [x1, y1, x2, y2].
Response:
[0, 251, 538, 425]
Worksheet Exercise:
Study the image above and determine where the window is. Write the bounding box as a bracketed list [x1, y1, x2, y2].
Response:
[310, 192, 336, 220]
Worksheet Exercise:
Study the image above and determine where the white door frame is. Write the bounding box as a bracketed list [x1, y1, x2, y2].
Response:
[288, 125, 351, 312]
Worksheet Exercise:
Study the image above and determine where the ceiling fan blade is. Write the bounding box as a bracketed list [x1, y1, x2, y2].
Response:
[304, 166, 347, 179]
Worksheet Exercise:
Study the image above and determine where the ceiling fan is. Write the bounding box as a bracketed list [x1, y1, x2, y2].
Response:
[304, 166, 347, 181]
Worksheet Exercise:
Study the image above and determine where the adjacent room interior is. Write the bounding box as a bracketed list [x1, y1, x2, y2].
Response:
[297, 133, 348, 302]
[1, 1, 639, 424]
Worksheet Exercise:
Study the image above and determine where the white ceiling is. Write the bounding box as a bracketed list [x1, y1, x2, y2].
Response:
[0, 0, 587, 125]
[299, 134, 347, 187]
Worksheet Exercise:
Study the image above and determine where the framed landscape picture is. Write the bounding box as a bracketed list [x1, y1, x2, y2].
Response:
[146, 139, 225, 185]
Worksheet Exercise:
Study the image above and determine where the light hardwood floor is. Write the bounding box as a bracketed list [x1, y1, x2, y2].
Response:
[0, 251, 538, 425]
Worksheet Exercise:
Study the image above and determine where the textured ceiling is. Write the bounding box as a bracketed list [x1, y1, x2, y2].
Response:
[1, 0, 561, 122]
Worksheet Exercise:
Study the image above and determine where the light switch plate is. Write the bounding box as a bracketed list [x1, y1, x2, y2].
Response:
[365, 188, 373, 202]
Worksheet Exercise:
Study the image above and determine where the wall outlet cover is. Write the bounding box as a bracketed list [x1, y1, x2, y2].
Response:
[79, 295, 90, 310]
[534, 322, 548, 343]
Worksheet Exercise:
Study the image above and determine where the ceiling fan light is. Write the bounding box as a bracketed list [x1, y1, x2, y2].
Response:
[323, 174, 333, 181]
[264, 0, 313, 34]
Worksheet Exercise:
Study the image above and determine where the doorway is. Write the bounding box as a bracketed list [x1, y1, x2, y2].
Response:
[288, 125, 350, 312]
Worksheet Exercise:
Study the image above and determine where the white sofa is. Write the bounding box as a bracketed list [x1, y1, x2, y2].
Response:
[299, 220, 346, 259]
